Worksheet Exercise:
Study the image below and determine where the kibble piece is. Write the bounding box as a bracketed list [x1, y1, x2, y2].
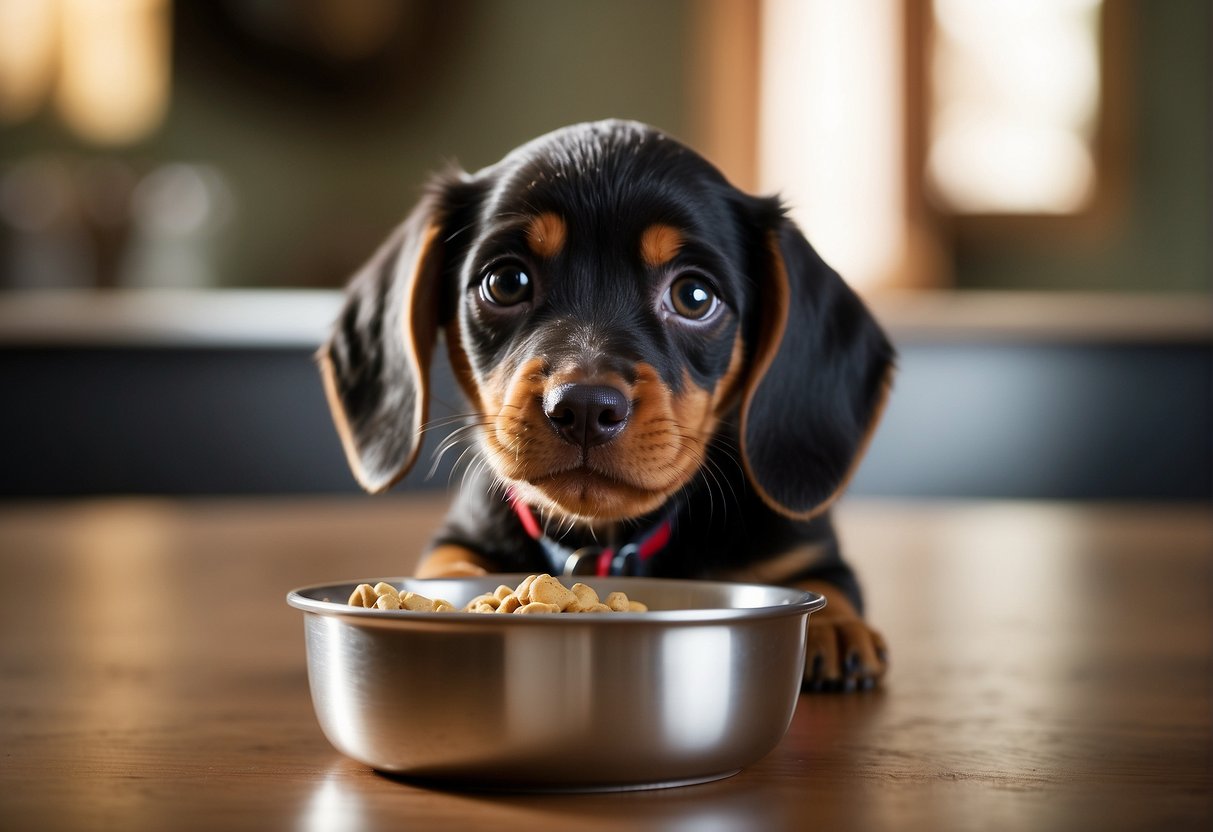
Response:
[349, 584, 379, 607]
[569, 583, 600, 611]
[400, 592, 435, 612]
[604, 592, 630, 612]
[530, 574, 578, 610]
[466, 593, 501, 611]
[346, 574, 648, 614]
[514, 575, 539, 603]
[374, 593, 402, 610]
[495, 593, 521, 614]
[517, 601, 561, 614]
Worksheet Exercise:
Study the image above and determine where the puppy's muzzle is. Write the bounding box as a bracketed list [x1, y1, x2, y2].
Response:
[542, 383, 630, 449]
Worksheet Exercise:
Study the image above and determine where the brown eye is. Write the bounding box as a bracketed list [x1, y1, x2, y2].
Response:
[665, 275, 719, 321]
[481, 266, 532, 306]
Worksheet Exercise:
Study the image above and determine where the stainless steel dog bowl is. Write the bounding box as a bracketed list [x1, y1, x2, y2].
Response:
[287, 575, 825, 791]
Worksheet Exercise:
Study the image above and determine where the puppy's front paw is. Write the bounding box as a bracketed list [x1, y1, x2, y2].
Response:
[424, 562, 488, 578]
[798, 579, 888, 693]
[414, 545, 492, 579]
[804, 616, 888, 692]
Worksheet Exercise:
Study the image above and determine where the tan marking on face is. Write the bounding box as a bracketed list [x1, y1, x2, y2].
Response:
[639, 224, 683, 267]
[669, 374, 715, 444]
[525, 212, 567, 259]
[711, 333, 747, 416]
[444, 313, 481, 412]
[477, 359, 714, 523]
[480, 355, 549, 476]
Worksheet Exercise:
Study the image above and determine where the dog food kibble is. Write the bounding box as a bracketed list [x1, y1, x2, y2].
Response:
[347, 574, 648, 614]
[347, 582, 455, 613]
[517, 601, 562, 614]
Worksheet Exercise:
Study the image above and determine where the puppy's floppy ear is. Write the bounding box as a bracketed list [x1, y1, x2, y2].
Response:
[317, 189, 451, 493]
[739, 213, 895, 519]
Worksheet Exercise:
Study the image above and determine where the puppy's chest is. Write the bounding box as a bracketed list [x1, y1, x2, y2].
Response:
[510, 491, 833, 581]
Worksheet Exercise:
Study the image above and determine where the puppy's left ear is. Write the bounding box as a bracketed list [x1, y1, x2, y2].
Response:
[739, 215, 895, 519]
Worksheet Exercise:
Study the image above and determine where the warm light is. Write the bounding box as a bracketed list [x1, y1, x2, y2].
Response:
[758, 0, 907, 291]
[56, 0, 170, 145]
[0, 0, 57, 122]
[928, 0, 1103, 213]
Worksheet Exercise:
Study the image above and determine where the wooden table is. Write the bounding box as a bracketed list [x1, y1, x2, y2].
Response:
[1, 496, 1209, 831]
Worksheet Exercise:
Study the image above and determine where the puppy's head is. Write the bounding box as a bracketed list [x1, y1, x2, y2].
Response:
[321, 120, 893, 524]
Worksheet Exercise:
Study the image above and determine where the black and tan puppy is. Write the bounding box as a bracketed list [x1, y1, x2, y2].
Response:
[320, 120, 894, 691]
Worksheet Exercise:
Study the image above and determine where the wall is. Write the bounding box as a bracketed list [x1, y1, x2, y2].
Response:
[0, 0, 694, 290]
[952, 0, 1211, 293]
[1, 1, 1207, 294]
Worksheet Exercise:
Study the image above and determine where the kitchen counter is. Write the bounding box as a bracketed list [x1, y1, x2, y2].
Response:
[2, 291, 1210, 501]
[0, 496, 1209, 830]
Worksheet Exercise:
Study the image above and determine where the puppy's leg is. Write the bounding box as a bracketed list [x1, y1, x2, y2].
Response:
[706, 539, 888, 692]
[796, 578, 888, 692]
[415, 544, 495, 578]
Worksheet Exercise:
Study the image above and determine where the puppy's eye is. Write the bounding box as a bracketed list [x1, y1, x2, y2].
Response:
[664, 275, 719, 321]
[481, 266, 532, 306]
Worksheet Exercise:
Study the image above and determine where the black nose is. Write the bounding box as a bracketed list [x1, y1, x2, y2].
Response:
[543, 383, 631, 448]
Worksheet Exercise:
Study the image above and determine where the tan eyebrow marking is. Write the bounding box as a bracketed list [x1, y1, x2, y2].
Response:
[525, 212, 567, 259]
[640, 224, 684, 267]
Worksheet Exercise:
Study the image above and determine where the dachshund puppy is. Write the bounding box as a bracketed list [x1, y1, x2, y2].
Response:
[320, 120, 894, 691]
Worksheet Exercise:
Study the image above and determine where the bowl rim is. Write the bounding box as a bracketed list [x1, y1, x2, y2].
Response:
[286, 574, 826, 624]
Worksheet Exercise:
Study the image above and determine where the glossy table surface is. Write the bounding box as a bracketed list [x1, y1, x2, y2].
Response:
[1, 496, 1209, 831]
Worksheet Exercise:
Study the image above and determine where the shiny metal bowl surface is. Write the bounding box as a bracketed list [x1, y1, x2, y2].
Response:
[287, 575, 824, 791]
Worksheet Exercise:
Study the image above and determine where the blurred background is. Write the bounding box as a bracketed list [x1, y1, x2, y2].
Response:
[0, 0, 1208, 501]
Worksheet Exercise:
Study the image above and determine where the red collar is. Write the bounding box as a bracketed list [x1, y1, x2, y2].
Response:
[507, 490, 673, 576]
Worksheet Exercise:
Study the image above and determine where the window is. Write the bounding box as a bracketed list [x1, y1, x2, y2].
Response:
[693, 0, 1129, 291]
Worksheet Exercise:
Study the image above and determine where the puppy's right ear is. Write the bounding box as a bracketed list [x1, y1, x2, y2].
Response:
[317, 187, 454, 493]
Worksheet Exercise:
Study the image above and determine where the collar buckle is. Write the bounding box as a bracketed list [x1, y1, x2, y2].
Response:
[609, 543, 647, 577]
[562, 546, 605, 576]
